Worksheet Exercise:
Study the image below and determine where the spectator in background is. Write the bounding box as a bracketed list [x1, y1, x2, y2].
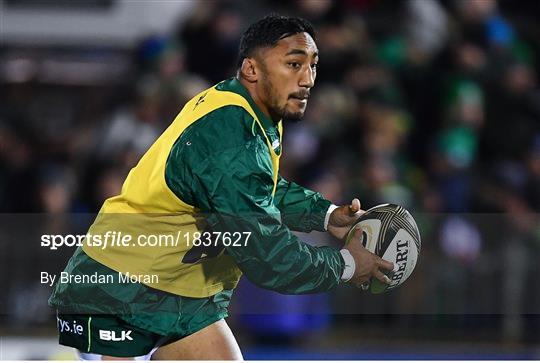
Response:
[179, 1, 243, 83]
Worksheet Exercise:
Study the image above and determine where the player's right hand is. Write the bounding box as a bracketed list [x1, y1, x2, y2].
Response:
[344, 227, 394, 288]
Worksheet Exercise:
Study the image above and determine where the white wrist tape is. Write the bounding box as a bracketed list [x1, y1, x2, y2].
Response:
[340, 248, 356, 282]
[324, 204, 339, 231]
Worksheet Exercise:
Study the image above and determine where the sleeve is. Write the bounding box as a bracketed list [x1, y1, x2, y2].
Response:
[274, 174, 332, 232]
[189, 142, 345, 294]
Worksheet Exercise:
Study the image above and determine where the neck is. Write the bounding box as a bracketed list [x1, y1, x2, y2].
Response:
[237, 76, 279, 123]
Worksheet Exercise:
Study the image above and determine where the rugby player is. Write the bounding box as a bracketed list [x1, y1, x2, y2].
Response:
[49, 15, 394, 360]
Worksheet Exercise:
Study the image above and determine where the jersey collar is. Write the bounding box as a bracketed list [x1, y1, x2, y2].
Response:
[216, 77, 279, 134]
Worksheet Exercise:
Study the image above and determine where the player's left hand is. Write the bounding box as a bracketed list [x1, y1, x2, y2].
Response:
[327, 198, 364, 240]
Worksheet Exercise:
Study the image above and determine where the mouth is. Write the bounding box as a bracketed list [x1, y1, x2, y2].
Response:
[289, 94, 309, 106]
[290, 98, 308, 107]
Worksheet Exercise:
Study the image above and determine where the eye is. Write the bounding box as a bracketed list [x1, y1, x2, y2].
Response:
[288, 62, 301, 69]
[310, 63, 318, 70]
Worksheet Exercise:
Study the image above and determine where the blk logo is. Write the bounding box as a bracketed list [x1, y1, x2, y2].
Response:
[99, 330, 133, 341]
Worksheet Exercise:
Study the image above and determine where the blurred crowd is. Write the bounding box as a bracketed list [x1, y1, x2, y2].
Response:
[1, 0, 540, 345]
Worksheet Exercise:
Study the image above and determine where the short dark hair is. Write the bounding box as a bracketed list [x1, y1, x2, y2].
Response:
[237, 14, 316, 67]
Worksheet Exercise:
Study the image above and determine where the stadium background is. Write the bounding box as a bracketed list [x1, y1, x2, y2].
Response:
[1, 0, 540, 359]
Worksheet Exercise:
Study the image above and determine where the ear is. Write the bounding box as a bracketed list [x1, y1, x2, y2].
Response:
[239, 58, 258, 83]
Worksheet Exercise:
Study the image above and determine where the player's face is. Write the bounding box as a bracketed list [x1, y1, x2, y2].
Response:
[259, 32, 318, 122]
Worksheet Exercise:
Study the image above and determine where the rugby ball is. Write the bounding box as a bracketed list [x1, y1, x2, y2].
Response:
[345, 203, 421, 294]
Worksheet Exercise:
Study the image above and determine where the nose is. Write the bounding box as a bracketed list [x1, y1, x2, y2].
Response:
[299, 65, 315, 89]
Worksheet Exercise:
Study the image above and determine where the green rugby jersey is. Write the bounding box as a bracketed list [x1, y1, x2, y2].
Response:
[62, 78, 345, 298]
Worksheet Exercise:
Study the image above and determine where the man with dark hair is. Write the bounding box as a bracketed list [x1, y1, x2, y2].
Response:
[49, 14, 393, 360]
